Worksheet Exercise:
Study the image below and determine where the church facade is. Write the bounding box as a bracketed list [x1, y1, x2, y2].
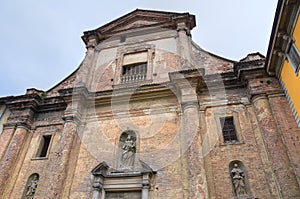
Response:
[0, 9, 300, 199]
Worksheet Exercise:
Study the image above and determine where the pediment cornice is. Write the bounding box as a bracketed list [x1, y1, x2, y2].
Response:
[82, 9, 195, 46]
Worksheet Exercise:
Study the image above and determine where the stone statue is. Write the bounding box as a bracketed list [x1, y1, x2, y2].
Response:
[121, 135, 136, 168]
[25, 175, 39, 199]
[231, 163, 247, 196]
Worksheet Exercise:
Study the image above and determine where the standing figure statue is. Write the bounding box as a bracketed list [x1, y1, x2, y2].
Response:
[25, 175, 39, 199]
[231, 163, 247, 196]
[121, 135, 136, 168]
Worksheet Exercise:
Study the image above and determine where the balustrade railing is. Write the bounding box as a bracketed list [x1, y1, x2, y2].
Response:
[121, 63, 147, 83]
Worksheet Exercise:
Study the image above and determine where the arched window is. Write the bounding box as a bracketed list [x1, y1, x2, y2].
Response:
[118, 130, 137, 170]
[22, 173, 39, 199]
[229, 161, 251, 198]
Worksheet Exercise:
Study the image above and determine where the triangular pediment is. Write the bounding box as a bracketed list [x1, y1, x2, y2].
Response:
[91, 160, 155, 177]
[82, 9, 195, 45]
[91, 161, 109, 176]
[106, 18, 161, 33]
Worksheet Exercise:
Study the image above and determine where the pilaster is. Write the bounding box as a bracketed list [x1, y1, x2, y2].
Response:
[176, 21, 192, 69]
[49, 86, 88, 198]
[267, 93, 300, 187]
[169, 69, 207, 198]
[199, 110, 215, 199]
[245, 104, 281, 198]
[47, 114, 80, 198]
[0, 123, 30, 195]
[75, 38, 97, 90]
[0, 125, 15, 163]
[142, 174, 150, 199]
[0, 95, 39, 197]
[252, 94, 300, 198]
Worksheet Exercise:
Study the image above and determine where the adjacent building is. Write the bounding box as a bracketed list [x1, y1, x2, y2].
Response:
[0, 8, 299, 199]
[266, 0, 300, 127]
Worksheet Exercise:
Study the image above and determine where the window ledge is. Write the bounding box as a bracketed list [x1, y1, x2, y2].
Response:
[113, 79, 153, 89]
[31, 157, 48, 161]
[219, 141, 245, 146]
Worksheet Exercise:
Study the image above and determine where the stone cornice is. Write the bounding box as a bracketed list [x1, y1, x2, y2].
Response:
[265, 0, 300, 75]
[55, 60, 276, 108]
[4, 94, 41, 111]
[0, 93, 67, 114]
[81, 9, 195, 47]
[201, 72, 243, 92]
[169, 68, 205, 94]
[234, 58, 265, 78]
[3, 121, 32, 131]
[58, 83, 177, 107]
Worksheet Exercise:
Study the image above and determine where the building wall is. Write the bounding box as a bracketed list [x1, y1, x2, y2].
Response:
[202, 104, 273, 199]
[280, 61, 300, 123]
[294, 15, 300, 47]
[280, 13, 300, 126]
[1, 9, 300, 199]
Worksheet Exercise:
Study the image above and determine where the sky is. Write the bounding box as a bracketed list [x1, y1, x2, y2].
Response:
[0, 0, 278, 97]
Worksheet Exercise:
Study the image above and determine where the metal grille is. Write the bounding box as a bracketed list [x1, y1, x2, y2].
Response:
[220, 117, 238, 142]
[121, 62, 147, 83]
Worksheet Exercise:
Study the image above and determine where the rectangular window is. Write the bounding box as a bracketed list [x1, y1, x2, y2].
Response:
[121, 62, 147, 83]
[220, 117, 238, 143]
[36, 135, 52, 157]
[287, 42, 300, 75]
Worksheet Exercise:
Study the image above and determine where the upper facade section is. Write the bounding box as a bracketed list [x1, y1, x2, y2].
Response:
[40, 9, 264, 97]
[81, 9, 196, 48]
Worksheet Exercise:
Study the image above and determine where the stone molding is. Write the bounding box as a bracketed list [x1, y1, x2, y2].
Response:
[180, 100, 199, 111]
[91, 161, 155, 199]
[81, 9, 196, 47]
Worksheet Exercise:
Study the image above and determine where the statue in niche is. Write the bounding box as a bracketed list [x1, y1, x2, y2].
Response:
[231, 163, 247, 196]
[25, 174, 39, 199]
[121, 135, 136, 168]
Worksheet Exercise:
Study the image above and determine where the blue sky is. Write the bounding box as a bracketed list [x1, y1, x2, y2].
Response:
[0, 0, 277, 97]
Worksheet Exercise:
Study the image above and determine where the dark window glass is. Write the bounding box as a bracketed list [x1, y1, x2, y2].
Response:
[288, 42, 300, 74]
[220, 117, 238, 142]
[36, 135, 52, 157]
[121, 62, 147, 83]
[120, 35, 126, 43]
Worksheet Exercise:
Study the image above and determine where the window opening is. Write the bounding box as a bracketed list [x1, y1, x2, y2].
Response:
[36, 135, 52, 157]
[287, 42, 300, 75]
[220, 117, 238, 142]
[120, 35, 126, 43]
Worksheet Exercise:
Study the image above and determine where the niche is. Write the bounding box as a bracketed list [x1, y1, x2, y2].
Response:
[118, 130, 137, 170]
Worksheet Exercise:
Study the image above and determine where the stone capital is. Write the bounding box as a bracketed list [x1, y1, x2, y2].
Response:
[15, 122, 31, 131]
[181, 100, 199, 111]
[251, 94, 268, 104]
[62, 114, 82, 125]
[3, 121, 31, 131]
